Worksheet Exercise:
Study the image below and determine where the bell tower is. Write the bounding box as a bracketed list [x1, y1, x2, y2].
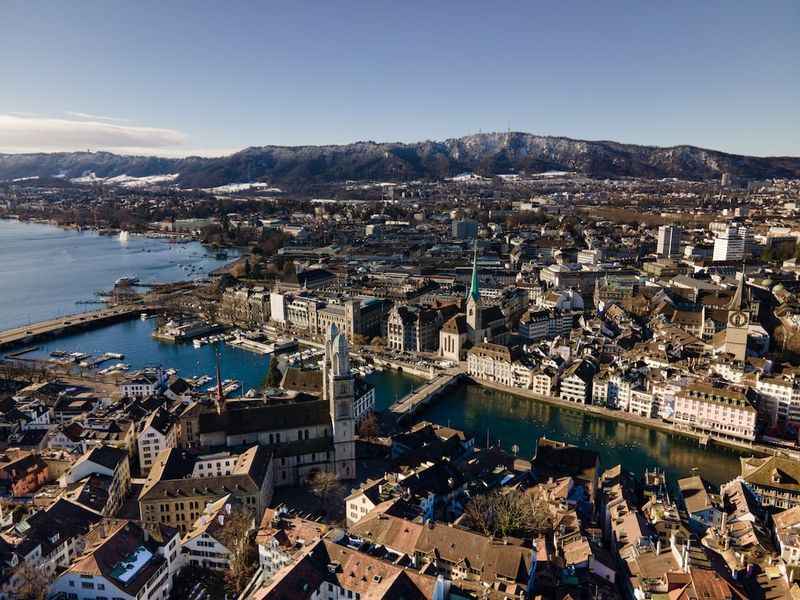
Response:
[325, 325, 356, 480]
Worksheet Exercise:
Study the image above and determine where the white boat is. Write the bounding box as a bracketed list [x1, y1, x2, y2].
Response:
[222, 381, 241, 396]
[193, 339, 203, 348]
[115, 275, 139, 286]
[118, 230, 129, 242]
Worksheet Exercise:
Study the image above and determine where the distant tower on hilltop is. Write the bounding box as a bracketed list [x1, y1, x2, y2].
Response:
[323, 324, 356, 480]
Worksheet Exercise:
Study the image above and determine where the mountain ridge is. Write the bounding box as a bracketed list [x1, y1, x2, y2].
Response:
[1, 132, 798, 188]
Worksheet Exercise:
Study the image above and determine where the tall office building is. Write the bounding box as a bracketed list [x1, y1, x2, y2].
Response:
[656, 225, 682, 259]
[713, 226, 751, 262]
[452, 219, 479, 239]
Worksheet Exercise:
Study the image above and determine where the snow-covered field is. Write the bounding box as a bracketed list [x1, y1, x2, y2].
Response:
[204, 182, 282, 193]
[70, 172, 179, 187]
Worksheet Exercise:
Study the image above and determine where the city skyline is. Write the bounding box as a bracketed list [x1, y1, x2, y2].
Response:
[1, 1, 798, 157]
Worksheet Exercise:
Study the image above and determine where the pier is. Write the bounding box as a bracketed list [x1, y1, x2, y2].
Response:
[388, 369, 464, 423]
[0, 306, 149, 351]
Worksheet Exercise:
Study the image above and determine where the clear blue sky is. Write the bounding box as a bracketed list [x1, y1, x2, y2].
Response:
[1, 1, 798, 157]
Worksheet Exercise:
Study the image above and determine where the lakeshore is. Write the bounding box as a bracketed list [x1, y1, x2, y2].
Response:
[0, 218, 238, 330]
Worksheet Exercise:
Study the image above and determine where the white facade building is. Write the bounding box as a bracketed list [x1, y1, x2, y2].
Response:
[657, 225, 682, 259]
[713, 225, 751, 262]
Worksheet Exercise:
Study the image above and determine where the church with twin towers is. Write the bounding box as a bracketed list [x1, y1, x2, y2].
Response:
[178, 323, 358, 484]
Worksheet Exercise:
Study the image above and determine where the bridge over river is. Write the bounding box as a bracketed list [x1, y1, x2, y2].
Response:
[0, 306, 151, 352]
[388, 368, 465, 423]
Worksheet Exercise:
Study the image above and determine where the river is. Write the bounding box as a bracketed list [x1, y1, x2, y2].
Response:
[420, 382, 745, 488]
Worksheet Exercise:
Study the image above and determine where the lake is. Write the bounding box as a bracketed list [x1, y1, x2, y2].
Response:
[0, 219, 237, 330]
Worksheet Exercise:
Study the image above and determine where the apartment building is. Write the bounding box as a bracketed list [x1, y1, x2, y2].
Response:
[739, 455, 800, 510]
[219, 286, 271, 327]
[467, 343, 533, 388]
[48, 519, 183, 600]
[386, 303, 457, 352]
[518, 308, 573, 341]
[256, 507, 326, 579]
[559, 360, 596, 404]
[673, 383, 758, 442]
[62, 445, 131, 516]
[756, 374, 800, 427]
[182, 494, 255, 571]
[271, 292, 388, 339]
[137, 407, 178, 475]
[139, 445, 274, 534]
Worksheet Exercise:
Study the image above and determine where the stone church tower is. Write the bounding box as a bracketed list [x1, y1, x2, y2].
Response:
[323, 324, 356, 480]
[725, 268, 750, 362]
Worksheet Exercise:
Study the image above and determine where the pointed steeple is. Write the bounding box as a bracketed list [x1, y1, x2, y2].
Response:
[467, 240, 480, 303]
[730, 263, 746, 310]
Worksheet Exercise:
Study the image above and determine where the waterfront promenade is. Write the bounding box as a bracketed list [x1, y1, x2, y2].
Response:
[0, 305, 146, 351]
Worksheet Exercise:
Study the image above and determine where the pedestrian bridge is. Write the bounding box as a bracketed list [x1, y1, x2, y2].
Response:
[388, 370, 464, 422]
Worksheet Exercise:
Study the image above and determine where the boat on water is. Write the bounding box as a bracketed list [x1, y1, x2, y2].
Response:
[50, 350, 68, 358]
[115, 275, 139, 286]
[222, 381, 240, 396]
[98, 362, 129, 375]
[118, 230, 129, 242]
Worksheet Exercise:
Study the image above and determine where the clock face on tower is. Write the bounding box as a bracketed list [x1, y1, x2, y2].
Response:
[729, 311, 748, 328]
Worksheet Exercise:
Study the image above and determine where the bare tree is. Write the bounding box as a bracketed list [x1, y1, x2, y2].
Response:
[462, 489, 552, 538]
[13, 561, 54, 600]
[307, 470, 345, 518]
[217, 507, 257, 596]
[463, 492, 495, 537]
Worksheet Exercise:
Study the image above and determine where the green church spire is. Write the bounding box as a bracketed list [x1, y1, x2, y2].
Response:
[468, 240, 480, 303]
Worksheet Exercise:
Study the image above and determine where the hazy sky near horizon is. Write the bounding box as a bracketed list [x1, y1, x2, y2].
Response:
[1, 1, 798, 157]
